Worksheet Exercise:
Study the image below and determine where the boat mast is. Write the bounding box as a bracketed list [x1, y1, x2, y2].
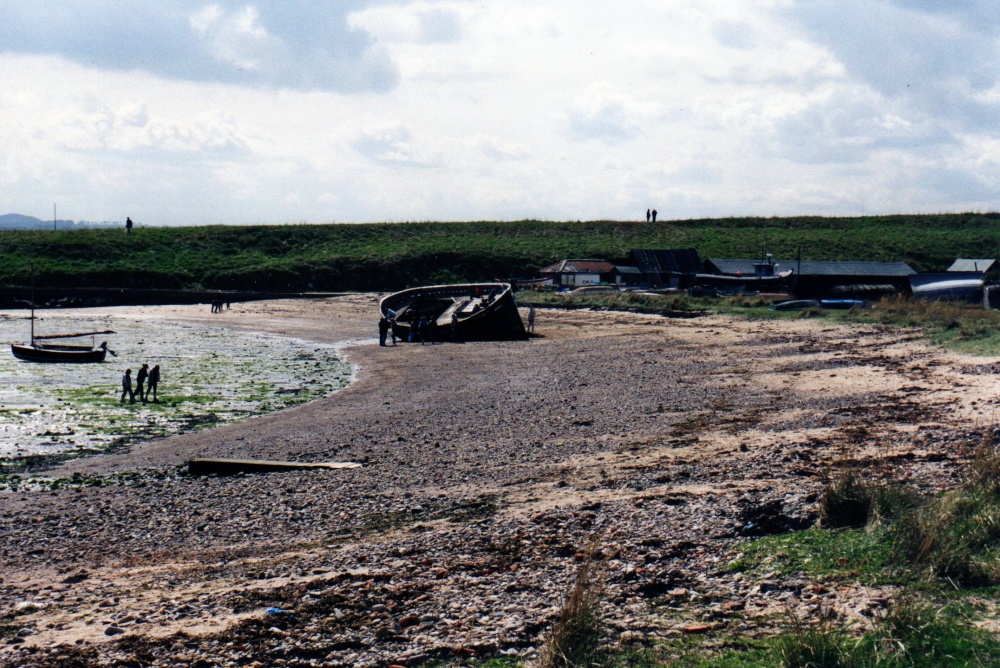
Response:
[30, 262, 35, 345]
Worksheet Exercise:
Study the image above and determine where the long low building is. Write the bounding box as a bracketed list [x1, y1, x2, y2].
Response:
[706, 258, 916, 298]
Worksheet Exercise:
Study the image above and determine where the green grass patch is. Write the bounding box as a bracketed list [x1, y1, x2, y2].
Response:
[596, 601, 1000, 667]
[731, 526, 898, 582]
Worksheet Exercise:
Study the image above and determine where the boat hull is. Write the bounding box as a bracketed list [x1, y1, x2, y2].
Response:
[380, 283, 527, 341]
[11, 344, 108, 363]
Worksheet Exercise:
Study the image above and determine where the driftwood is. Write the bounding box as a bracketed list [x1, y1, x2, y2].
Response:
[188, 458, 362, 476]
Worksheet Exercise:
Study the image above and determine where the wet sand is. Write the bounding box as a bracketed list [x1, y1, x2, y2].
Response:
[1, 295, 997, 666]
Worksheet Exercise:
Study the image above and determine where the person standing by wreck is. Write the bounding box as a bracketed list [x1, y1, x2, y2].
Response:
[378, 316, 390, 346]
[417, 316, 428, 345]
[120, 368, 135, 404]
[135, 363, 149, 404]
[146, 364, 161, 403]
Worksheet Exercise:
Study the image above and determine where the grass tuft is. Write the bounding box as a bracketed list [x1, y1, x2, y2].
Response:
[538, 535, 608, 668]
[893, 439, 1000, 586]
[775, 608, 858, 668]
[820, 469, 921, 529]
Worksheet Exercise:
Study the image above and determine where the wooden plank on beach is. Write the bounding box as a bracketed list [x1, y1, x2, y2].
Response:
[188, 458, 362, 475]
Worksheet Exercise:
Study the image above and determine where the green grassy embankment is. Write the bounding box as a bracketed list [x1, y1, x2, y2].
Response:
[1, 213, 999, 291]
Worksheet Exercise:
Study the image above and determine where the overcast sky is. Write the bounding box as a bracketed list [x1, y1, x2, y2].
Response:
[1, 1, 998, 225]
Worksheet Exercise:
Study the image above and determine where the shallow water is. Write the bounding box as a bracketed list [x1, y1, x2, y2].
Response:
[0, 312, 352, 459]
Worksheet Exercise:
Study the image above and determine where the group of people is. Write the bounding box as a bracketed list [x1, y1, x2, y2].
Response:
[120, 363, 161, 404]
[378, 314, 447, 346]
[646, 208, 658, 222]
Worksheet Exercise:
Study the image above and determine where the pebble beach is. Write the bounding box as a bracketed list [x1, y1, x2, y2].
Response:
[0, 295, 994, 666]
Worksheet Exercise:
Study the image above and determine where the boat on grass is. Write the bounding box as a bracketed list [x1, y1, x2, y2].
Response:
[769, 299, 868, 311]
[380, 283, 526, 341]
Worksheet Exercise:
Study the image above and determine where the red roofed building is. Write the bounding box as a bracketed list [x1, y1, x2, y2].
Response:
[538, 259, 617, 287]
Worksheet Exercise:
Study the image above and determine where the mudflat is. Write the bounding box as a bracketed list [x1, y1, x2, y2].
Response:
[1, 295, 994, 666]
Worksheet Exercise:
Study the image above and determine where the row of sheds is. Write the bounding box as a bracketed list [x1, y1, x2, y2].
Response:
[538, 251, 1000, 302]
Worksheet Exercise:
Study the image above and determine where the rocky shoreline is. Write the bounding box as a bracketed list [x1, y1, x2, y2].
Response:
[0, 295, 991, 666]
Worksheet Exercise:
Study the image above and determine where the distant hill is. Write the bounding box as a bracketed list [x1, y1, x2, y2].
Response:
[0, 214, 118, 230]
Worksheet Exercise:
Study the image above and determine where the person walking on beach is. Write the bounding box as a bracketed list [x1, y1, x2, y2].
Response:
[378, 316, 390, 346]
[390, 319, 399, 346]
[527, 306, 536, 333]
[120, 368, 135, 404]
[146, 364, 161, 403]
[135, 363, 149, 404]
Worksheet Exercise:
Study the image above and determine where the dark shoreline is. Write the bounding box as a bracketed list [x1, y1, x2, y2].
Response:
[0, 287, 346, 309]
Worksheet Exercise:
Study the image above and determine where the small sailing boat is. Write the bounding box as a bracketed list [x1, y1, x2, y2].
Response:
[9, 265, 115, 363]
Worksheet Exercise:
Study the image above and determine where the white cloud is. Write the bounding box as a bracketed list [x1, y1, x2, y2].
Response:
[0, 1, 998, 224]
[346, 121, 433, 166]
[0, 3, 398, 92]
[189, 5, 275, 71]
[564, 85, 663, 144]
[348, 2, 466, 44]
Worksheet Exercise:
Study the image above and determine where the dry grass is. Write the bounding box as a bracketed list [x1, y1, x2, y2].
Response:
[893, 434, 1000, 586]
[537, 535, 608, 668]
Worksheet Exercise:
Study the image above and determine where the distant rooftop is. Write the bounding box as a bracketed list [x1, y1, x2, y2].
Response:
[947, 259, 996, 273]
[629, 248, 703, 275]
[707, 259, 916, 277]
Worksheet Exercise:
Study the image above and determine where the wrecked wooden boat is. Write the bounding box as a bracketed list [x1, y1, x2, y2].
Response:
[380, 282, 527, 341]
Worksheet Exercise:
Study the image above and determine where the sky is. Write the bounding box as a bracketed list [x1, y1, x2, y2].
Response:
[1, 1, 998, 226]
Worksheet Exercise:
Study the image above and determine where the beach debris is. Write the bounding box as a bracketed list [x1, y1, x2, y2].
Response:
[187, 458, 362, 475]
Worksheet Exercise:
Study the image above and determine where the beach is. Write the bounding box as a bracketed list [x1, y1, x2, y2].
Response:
[0, 295, 993, 666]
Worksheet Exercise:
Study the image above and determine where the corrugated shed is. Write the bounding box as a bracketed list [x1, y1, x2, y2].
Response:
[629, 248, 703, 275]
[706, 259, 915, 277]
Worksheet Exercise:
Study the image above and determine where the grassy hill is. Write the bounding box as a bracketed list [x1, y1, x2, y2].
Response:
[0, 213, 998, 291]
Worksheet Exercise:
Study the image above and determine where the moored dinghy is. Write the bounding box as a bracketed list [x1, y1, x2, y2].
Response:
[10, 282, 115, 362]
[11, 333, 115, 363]
[380, 282, 527, 341]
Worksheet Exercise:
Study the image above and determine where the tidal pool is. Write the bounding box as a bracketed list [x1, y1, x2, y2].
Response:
[0, 311, 352, 460]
